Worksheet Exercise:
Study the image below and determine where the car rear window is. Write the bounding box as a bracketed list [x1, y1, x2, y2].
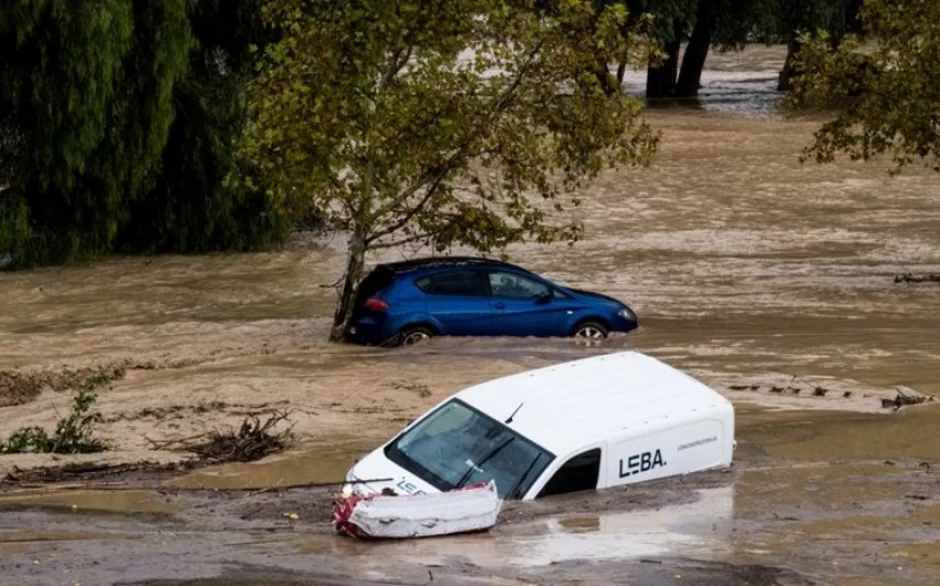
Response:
[354, 267, 396, 306]
[415, 270, 485, 296]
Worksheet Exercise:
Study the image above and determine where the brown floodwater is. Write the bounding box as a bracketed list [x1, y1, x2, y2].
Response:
[0, 44, 939, 585]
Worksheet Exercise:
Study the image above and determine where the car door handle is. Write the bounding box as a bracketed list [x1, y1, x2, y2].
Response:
[494, 302, 506, 310]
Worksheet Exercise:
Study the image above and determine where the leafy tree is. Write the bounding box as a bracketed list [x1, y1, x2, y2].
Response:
[787, 0, 940, 174]
[240, 0, 660, 341]
[0, 0, 192, 266]
[115, 0, 293, 254]
[1, 0, 292, 266]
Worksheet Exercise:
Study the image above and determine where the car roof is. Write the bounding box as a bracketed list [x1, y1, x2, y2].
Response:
[378, 256, 534, 276]
[454, 351, 731, 457]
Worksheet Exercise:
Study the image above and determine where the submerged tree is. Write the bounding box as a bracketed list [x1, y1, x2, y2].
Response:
[240, 0, 660, 341]
[772, 0, 863, 91]
[787, 0, 940, 174]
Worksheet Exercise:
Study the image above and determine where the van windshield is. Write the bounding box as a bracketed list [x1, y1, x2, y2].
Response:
[384, 399, 555, 499]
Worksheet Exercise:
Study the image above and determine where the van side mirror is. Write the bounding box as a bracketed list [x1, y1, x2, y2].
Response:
[535, 292, 552, 305]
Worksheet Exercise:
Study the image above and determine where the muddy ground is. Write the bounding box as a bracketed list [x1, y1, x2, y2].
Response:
[1, 45, 940, 585]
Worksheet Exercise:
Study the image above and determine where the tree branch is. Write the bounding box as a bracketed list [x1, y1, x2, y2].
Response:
[368, 39, 547, 240]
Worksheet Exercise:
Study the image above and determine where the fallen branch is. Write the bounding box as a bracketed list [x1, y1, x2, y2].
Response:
[881, 387, 934, 411]
[894, 273, 940, 284]
[146, 411, 296, 464]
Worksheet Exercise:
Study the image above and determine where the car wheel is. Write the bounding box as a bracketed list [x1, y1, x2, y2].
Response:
[398, 325, 435, 347]
[572, 321, 609, 344]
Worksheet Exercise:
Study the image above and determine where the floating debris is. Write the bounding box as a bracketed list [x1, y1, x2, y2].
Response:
[147, 411, 295, 463]
[813, 387, 829, 397]
[894, 273, 940, 284]
[881, 387, 935, 411]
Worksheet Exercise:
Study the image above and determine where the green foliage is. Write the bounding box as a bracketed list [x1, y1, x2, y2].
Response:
[0, 0, 194, 266]
[116, 0, 293, 255]
[0, 0, 292, 268]
[240, 0, 660, 339]
[786, 0, 940, 174]
[0, 382, 106, 455]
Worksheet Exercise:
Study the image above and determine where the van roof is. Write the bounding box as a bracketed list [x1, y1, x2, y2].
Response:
[455, 351, 730, 457]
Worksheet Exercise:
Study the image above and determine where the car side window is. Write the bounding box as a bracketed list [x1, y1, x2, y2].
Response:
[488, 271, 550, 299]
[536, 448, 601, 499]
[415, 270, 486, 296]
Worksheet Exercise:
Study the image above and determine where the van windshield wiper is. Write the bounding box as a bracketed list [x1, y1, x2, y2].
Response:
[455, 436, 515, 489]
[506, 454, 543, 500]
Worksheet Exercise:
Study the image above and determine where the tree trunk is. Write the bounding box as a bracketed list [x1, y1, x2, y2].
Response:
[646, 32, 681, 99]
[675, 0, 714, 98]
[593, 57, 618, 96]
[777, 38, 802, 92]
[616, 61, 627, 87]
[329, 233, 368, 342]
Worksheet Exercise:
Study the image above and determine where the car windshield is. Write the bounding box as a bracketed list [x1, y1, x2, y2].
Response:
[384, 399, 555, 499]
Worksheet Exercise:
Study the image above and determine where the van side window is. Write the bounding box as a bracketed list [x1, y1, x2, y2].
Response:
[536, 448, 601, 498]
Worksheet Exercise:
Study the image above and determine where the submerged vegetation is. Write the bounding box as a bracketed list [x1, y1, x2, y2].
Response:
[0, 382, 107, 455]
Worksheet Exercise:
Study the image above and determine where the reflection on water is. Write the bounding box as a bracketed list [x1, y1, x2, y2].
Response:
[0, 490, 178, 516]
[291, 486, 734, 568]
[168, 438, 375, 490]
[501, 485, 735, 566]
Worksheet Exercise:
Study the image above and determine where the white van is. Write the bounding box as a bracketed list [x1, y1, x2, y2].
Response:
[343, 351, 735, 501]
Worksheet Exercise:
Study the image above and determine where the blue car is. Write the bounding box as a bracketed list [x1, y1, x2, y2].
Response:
[348, 257, 638, 347]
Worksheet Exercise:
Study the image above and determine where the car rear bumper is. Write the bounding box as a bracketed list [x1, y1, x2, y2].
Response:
[347, 317, 392, 346]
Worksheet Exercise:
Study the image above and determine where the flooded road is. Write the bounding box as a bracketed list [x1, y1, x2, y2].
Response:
[1, 45, 939, 585]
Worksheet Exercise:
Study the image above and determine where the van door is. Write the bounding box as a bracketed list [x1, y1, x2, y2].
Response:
[526, 446, 605, 499]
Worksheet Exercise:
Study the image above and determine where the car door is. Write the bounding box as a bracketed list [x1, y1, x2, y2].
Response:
[486, 270, 572, 337]
[416, 269, 493, 336]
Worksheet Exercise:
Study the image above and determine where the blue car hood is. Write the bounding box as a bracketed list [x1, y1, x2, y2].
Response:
[568, 287, 625, 307]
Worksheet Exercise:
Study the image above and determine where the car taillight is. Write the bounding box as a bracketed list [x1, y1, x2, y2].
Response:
[363, 297, 389, 312]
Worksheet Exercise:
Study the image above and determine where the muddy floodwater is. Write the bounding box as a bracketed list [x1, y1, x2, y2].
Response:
[1, 46, 939, 585]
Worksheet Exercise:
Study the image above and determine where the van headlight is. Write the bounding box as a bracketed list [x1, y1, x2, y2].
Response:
[618, 307, 636, 321]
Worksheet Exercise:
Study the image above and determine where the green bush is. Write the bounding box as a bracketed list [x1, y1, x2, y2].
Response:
[0, 382, 107, 455]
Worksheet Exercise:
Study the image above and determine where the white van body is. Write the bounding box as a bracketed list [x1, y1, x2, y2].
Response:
[344, 351, 735, 501]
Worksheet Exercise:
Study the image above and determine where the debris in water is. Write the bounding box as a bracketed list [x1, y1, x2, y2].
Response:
[787, 387, 801, 395]
[881, 388, 931, 412]
[894, 273, 940, 284]
[770, 386, 784, 394]
[148, 410, 295, 463]
[843, 391, 852, 398]
[813, 387, 828, 397]
[333, 480, 501, 540]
